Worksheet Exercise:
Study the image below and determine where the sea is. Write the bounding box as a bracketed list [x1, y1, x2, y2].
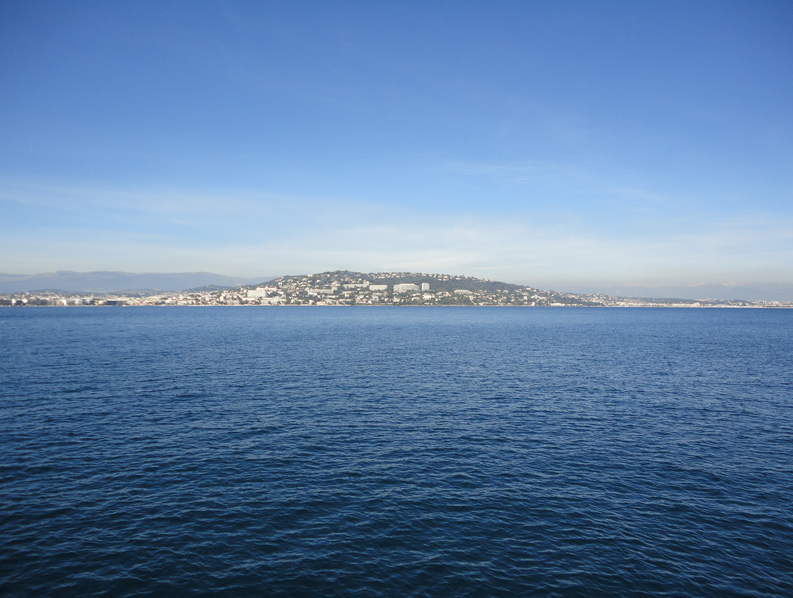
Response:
[1, 306, 791, 597]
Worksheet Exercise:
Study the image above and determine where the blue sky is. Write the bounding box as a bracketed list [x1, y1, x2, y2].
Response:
[1, 0, 791, 289]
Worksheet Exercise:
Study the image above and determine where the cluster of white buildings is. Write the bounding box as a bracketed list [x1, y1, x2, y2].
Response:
[393, 283, 430, 293]
[246, 281, 431, 300]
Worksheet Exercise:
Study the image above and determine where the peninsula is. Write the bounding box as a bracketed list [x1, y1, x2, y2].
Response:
[1, 270, 790, 308]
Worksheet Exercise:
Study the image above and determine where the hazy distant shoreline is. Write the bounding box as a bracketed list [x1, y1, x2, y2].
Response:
[3, 270, 792, 308]
[4, 304, 792, 309]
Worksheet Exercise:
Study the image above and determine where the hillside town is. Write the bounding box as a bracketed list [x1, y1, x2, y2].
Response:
[1, 270, 791, 308]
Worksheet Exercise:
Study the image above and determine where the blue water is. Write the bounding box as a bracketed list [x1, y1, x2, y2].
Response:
[1, 307, 791, 597]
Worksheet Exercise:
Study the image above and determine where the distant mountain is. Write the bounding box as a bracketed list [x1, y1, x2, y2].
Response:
[0, 271, 274, 294]
[559, 282, 793, 302]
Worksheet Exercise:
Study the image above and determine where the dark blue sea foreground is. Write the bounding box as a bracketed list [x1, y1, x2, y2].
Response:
[1, 307, 792, 597]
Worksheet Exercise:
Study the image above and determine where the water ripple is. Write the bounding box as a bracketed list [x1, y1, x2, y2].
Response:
[1, 307, 792, 597]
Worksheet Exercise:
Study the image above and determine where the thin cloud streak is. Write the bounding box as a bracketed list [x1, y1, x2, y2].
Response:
[2, 180, 790, 286]
[443, 158, 601, 188]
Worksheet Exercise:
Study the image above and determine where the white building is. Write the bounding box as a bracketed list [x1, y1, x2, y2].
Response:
[369, 284, 387, 291]
[248, 287, 277, 298]
[394, 283, 419, 293]
[421, 283, 430, 291]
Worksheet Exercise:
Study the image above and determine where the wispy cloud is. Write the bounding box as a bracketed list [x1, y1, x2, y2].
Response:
[1, 177, 791, 285]
[442, 158, 600, 188]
